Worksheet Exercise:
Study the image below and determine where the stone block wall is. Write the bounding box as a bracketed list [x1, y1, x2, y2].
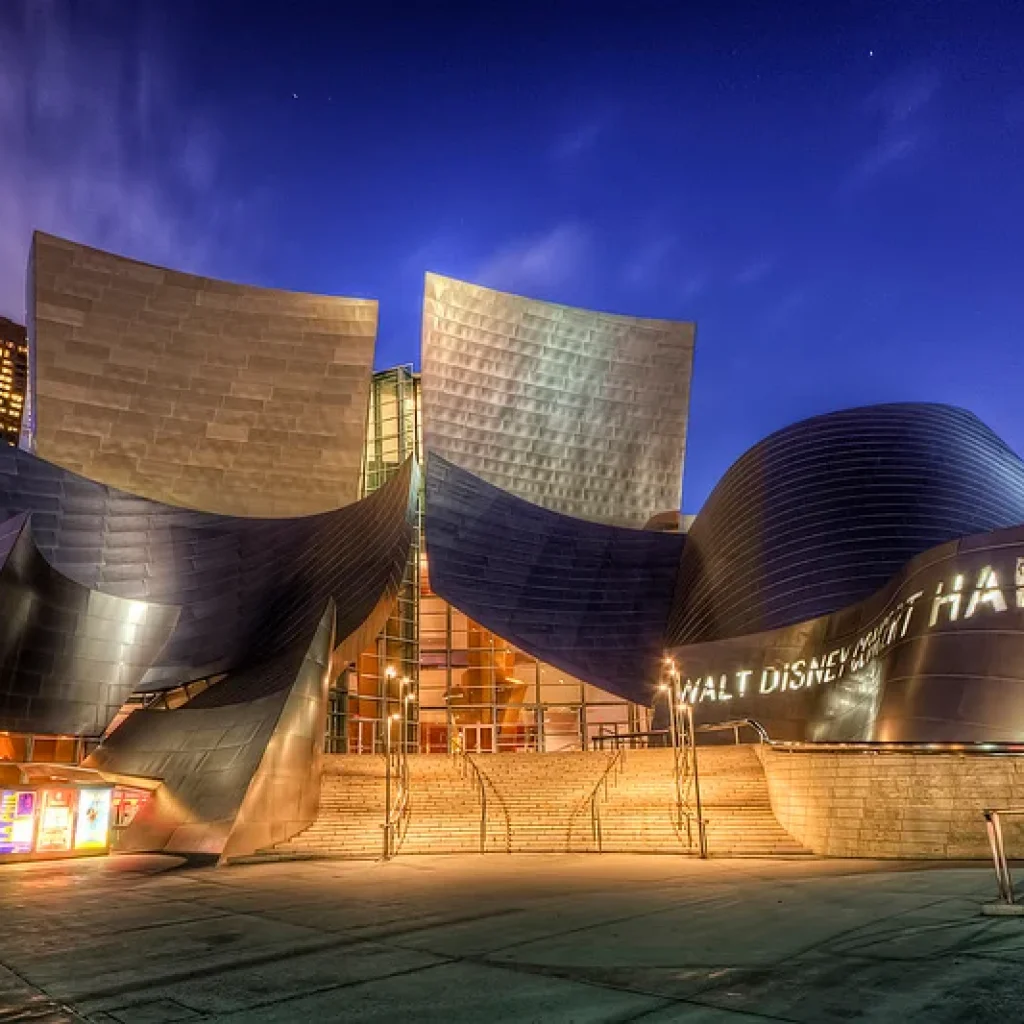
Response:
[28, 232, 376, 516]
[758, 746, 1024, 858]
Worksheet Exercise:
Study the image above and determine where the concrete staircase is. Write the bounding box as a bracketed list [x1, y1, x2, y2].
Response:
[473, 751, 615, 853]
[256, 746, 807, 862]
[399, 754, 506, 854]
[264, 755, 388, 860]
[598, 747, 808, 856]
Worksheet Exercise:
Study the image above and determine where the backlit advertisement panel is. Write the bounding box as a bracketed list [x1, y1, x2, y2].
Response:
[35, 789, 75, 853]
[73, 789, 111, 850]
[0, 790, 36, 854]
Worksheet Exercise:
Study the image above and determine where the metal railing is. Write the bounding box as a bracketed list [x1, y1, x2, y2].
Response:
[591, 729, 672, 751]
[454, 748, 491, 853]
[572, 748, 625, 852]
[983, 808, 1024, 907]
[382, 724, 410, 861]
[696, 719, 770, 745]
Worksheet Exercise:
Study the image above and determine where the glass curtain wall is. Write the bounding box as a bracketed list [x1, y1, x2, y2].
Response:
[332, 366, 651, 755]
[418, 555, 649, 753]
[327, 365, 421, 753]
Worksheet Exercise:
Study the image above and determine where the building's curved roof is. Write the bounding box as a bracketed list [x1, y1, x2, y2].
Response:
[426, 403, 1024, 703]
[0, 513, 180, 735]
[0, 444, 418, 692]
[424, 453, 684, 702]
[666, 403, 1024, 646]
[28, 232, 377, 516]
[421, 272, 695, 528]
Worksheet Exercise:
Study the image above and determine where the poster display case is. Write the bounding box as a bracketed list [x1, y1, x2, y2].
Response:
[0, 778, 116, 863]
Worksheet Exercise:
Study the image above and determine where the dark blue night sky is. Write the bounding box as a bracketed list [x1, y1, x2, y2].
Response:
[2, 1, 1022, 511]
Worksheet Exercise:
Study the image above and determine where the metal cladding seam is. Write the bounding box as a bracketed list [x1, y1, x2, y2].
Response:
[666, 403, 1024, 647]
[424, 452, 685, 703]
[0, 443, 418, 692]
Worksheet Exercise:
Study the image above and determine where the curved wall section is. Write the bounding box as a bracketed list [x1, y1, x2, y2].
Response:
[86, 601, 335, 860]
[421, 272, 695, 528]
[425, 454, 684, 702]
[672, 523, 1024, 743]
[28, 232, 376, 516]
[667, 404, 1024, 646]
[0, 445, 418, 691]
[0, 514, 179, 736]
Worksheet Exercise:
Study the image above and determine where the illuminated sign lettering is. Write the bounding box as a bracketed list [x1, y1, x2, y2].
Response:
[681, 563, 1020, 705]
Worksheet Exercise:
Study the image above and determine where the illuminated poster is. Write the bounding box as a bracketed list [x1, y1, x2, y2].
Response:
[35, 789, 76, 853]
[0, 790, 36, 854]
[74, 789, 112, 850]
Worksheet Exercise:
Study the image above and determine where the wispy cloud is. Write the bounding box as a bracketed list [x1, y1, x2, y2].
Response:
[0, 1, 251, 320]
[474, 223, 590, 294]
[550, 106, 620, 164]
[623, 234, 677, 288]
[843, 69, 940, 191]
[735, 257, 776, 286]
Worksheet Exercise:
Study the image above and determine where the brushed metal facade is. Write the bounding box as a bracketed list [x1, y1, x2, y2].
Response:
[667, 404, 1024, 646]
[86, 601, 335, 860]
[672, 523, 1024, 743]
[421, 272, 695, 527]
[0, 444, 418, 693]
[0, 513, 179, 736]
[425, 454, 684, 702]
[28, 232, 376, 516]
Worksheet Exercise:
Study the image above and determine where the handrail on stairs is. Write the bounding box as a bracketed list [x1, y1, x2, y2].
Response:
[382, 748, 410, 861]
[695, 718, 770, 745]
[575, 748, 625, 852]
[454, 748, 491, 854]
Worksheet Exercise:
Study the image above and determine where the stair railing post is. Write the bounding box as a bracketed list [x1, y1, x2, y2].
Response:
[684, 703, 708, 859]
[383, 715, 392, 860]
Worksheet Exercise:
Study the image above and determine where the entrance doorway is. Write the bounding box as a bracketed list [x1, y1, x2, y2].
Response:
[458, 724, 496, 754]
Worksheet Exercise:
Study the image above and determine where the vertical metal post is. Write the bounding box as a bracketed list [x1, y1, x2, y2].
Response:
[685, 704, 708, 859]
[383, 716, 392, 860]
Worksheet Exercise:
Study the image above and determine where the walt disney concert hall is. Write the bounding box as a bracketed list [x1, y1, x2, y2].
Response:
[2, 232, 1024, 866]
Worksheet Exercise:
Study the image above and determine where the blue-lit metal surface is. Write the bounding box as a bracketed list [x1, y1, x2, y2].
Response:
[424, 453, 684, 702]
[667, 404, 1024, 646]
[0, 445, 418, 691]
[0, 513, 179, 735]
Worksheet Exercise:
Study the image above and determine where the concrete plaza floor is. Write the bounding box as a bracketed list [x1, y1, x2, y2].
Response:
[0, 853, 1021, 1022]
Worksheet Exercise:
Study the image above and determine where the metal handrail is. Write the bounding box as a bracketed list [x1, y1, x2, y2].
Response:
[455, 749, 491, 853]
[696, 718, 770, 744]
[571, 748, 624, 852]
[383, 776, 410, 859]
[592, 730, 671, 750]
[983, 808, 1024, 905]
[467, 754, 513, 852]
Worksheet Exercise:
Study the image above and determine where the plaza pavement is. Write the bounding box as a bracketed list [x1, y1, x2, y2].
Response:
[0, 852, 1020, 1022]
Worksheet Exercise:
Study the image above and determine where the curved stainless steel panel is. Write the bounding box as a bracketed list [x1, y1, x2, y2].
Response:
[0, 513, 179, 736]
[421, 272, 695, 527]
[667, 404, 1024, 646]
[87, 601, 335, 859]
[672, 523, 1024, 743]
[0, 445, 418, 690]
[424, 453, 684, 702]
